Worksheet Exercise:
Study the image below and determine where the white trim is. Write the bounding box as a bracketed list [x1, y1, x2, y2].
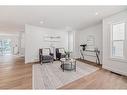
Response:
[109, 57, 127, 63]
[103, 65, 127, 76]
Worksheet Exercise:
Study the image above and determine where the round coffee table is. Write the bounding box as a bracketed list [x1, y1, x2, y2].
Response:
[60, 58, 76, 72]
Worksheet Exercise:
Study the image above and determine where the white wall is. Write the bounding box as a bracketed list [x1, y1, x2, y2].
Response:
[74, 31, 80, 58]
[25, 24, 69, 63]
[75, 24, 103, 63]
[103, 10, 127, 76]
[68, 31, 73, 52]
[68, 30, 76, 58]
[19, 32, 25, 56]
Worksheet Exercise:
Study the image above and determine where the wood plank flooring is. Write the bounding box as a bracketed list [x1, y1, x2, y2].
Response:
[59, 69, 127, 89]
[0, 56, 32, 89]
[0, 56, 127, 89]
[76, 58, 102, 68]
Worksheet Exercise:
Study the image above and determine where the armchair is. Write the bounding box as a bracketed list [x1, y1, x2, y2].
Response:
[39, 48, 54, 64]
[56, 48, 66, 60]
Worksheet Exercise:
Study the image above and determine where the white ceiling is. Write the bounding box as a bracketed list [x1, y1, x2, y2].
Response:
[0, 6, 127, 32]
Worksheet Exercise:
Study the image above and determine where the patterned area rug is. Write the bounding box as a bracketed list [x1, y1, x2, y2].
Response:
[32, 61, 99, 89]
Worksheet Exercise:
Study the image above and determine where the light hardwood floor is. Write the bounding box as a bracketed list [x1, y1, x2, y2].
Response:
[0, 56, 32, 89]
[0, 56, 127, 89]
[60, 69, 127, 89]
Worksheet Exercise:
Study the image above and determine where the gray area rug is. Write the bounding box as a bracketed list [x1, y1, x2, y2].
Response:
[32, 61, 99, 89]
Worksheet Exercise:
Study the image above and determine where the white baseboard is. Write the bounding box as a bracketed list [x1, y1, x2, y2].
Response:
[25, 59, 39, 64]
[102, 65, 127, 76]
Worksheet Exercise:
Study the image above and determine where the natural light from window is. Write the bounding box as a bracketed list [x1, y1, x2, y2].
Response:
[112, 23, 125, 58]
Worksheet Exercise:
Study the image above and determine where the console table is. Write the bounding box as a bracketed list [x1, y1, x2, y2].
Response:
[80, 49, 100, 64]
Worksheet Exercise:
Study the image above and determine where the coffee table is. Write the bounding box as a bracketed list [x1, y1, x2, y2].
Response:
[60, 58, 76, 72]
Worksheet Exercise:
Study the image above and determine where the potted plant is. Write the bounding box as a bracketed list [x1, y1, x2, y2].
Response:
[65, 50, 72, 59]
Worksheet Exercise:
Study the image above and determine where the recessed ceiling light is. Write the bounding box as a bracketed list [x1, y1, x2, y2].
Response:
[95, 12, 98, 15]
[40, 21, 44, 24]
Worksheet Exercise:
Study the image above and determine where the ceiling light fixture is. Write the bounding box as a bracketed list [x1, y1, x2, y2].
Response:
[95, 12, 98, 15]
[40, 21, 44, 24]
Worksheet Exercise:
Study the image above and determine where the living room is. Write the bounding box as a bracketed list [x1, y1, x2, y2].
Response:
[0, 6, 127, 90]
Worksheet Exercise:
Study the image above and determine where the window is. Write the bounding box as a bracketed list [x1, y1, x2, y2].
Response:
[111, 23, 125, 58]
[0, 39, 12, 55]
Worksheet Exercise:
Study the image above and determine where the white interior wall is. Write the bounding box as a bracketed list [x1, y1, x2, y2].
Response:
[75, 23, 103, 63]
[68, 31, 74, 57]
[68, 30, 77, 58]
[25, 24, 69, 63]
[103, 10, 127, 76]
[74, 31, 80, 58]
[19, 32, 25, 56]
[68, 31, 73, 51]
